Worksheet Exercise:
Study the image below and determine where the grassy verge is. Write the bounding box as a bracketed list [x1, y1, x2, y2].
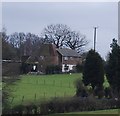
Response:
[49, 109, 119, 116]
[66, 109, 119, 114]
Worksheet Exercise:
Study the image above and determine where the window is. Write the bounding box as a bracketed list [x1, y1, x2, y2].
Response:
[70, 57, 73, 60]
[64, 57, 68, 60]
[64, 64, 69, 70]
[40, 56, 44, 60]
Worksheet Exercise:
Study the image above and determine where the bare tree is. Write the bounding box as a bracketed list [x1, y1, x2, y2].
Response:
[8, 32, 42, 57]
[41, 24, 88, 53]
[41, 24, 70, 48]
[65, 31, 88, 53]
[24, 33, 42, 56]
[1, 31, 17, 60]
[8, 32, 26, 59]
[8, 32, 25, 48]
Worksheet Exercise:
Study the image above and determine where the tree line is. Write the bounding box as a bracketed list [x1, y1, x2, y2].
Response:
[2, 24, 88, 60]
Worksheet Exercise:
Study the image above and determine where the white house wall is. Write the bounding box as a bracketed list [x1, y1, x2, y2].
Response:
[62, 64, 76, 72]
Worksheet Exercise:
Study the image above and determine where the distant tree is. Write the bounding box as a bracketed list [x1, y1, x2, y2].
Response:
[41, 24, 88, 53]
[82, 49, 104, 90]
[41, 24, 70, 48]
[8, 32, 42, 58]
[8, 32, 25, 48]
[1, 31, 17, 60]
[24, 33, 42, 56]
[8, 32, 26, 59]
[65, 31, 88, 53]
[106, 39, 120, 92]
[45, 65, 61, 74]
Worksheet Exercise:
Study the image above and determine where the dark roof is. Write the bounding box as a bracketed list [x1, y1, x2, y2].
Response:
[57, 48, 80, 57]
[39, 44, 57, 56]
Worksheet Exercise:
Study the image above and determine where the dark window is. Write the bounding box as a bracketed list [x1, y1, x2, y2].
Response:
[64, 64, 69, 70]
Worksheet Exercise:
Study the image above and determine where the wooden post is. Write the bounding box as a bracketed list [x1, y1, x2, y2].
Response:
[60, 80, 62, 87]
[55, 92, 56, 98]
[36, 80, 38, 84]
[22, 96, 24, 102]
[35, 93, 36, 101]
[44, 80, 45, 85]
[64, 92, 66, 97]
[53, 80, 55, 86]
[44, 92, 45, 99]
[69, 81, 70, 88]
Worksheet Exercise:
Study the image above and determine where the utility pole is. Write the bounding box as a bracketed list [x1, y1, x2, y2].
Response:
[93, 27, 98, 51]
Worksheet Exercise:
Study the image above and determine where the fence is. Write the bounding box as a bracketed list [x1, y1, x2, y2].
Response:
[10, 91, 73, 106]
[20, 79, 73, 88]
[9, 79, 75, 107]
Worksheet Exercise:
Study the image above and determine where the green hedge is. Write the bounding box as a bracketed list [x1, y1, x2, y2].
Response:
[3, 96, 119, 115]
[45, 65, 62, 74]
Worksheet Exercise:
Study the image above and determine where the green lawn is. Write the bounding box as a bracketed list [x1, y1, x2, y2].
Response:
[66, 109, 119, 114]
[8, 73, 81, 107]
[49, 109, 119, 116]
[7, 73, 110, 107]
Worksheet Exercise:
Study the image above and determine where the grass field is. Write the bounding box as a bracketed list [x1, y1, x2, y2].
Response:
[7, 73, 110, 107]
[8, 73, 81, 107]
[66, 109, 119, 114]
[49, 109, 119, 116]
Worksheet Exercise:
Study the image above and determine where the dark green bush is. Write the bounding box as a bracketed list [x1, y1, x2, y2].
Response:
[4, 96, 120, 115]
[45, 65, 61, 74]
[76, 63, 83, 73]
[2, 62, 21, 76]
[20, 62, 30, 74]
[74, 78, 88, 97]
[39, 96, 120, 115]
[93, 86, 104, 99]
[104, 87, 113, 99]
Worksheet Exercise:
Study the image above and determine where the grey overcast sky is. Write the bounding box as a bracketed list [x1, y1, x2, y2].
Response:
[2, 2, 118, 59]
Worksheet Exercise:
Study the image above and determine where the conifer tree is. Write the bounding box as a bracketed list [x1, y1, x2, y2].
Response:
[83, 49, 104, 89]
[106, 39, 120, 92]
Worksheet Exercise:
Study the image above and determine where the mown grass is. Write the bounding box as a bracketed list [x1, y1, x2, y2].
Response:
[7, 73, 110, 107]
[66, 109, 119, 114]
[8, 73, 81, 107]
[49, 109, 119, 116]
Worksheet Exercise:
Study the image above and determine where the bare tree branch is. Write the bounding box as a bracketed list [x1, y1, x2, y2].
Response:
[65, 31, 88, 53]
[41, 24, 88, 53]
[41, 24, 71, 48]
